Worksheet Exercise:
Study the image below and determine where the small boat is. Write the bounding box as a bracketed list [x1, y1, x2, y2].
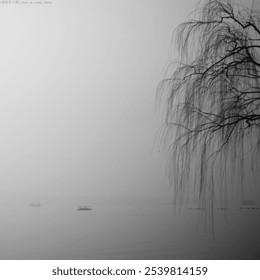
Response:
[77, 206, 92, 211]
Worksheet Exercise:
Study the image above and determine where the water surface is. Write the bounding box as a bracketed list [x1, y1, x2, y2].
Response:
[0, 205, 259, 259]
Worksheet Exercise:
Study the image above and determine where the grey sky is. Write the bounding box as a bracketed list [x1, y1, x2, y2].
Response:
[1, 0, 257, 207]
[0, 0, 202, 206]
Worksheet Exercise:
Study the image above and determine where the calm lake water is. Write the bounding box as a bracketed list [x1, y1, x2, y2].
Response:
[0, 205, 259, 259]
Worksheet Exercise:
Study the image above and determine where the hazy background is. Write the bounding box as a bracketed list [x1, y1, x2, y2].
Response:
[0, 0, 201, 208]
[0, 0, 258, 208]
[0, 0, 259, 260]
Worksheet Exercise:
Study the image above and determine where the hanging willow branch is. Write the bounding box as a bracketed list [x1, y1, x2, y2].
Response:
[157, 0, 260, 227]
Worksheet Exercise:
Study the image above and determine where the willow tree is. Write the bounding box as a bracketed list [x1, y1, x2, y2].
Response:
[158, 0, 260, 225]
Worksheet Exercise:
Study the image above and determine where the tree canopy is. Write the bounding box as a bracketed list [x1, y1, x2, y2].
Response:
[157, 0, 260, 226]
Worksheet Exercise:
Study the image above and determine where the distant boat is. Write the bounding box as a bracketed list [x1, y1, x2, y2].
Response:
[30, 203, 42, 207]
[77, 206, 92, 211]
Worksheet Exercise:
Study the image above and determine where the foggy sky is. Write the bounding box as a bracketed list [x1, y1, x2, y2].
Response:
[0, 0, 201, 207]
[0, 0, 257, 208]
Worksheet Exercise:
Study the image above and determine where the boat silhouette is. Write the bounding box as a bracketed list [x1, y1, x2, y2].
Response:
[77, 206, 92, 211]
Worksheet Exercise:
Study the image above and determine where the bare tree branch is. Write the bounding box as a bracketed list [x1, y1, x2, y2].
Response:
[157, 0, 260, 229]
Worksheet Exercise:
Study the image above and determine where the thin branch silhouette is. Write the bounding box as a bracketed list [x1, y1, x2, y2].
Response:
[157, 0, 260, 231]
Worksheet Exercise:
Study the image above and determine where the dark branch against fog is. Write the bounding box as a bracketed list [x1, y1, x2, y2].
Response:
[157, 0, 260, 229]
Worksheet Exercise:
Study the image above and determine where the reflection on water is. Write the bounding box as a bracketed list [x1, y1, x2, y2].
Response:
[0, 205, 259, 259]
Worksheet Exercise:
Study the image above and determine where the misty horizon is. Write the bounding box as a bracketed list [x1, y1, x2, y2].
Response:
[0, 0, 259, 260]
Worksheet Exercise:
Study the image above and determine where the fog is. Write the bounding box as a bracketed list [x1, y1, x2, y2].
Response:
[1, 0, 260, 261]
[0, 0, 201, 208]
[0, 0, 258, 210]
